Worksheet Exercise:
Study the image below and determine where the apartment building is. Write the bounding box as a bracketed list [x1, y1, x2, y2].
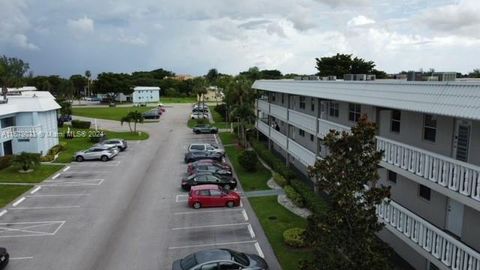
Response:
[0, 90, 60, 157]
[132, 86, 160, 104]
[253, 79, 480, 270]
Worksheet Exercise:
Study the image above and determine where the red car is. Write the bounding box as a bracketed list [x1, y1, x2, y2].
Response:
[188, 185, 241, 209]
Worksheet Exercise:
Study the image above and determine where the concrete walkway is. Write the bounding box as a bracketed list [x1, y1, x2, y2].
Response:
[244, 189, 284, 198]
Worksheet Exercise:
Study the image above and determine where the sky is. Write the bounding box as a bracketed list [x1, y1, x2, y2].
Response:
[1, 0, 479, 78]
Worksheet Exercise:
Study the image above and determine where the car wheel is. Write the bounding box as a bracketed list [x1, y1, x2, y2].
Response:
[76, 156, 84, 162]
[224, 184, 231, 190]
[193, 202, 201, 209]
[195, 130, 200, 134]
[101, 155, 109, 162]
[226, 201, 234, 208]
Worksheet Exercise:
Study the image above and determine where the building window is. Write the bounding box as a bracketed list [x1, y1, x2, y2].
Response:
[429, 263, 440, 270]
[387, 170, 397, 183]
[18, 139, 30, 142]
[329, 102, 339, 117]
[391, 110, 401, 133]
[271, 93, 276, 102]
[281, 94, 285, 104]
[310, 134, 314, 141]
[348, 103, 361, 122]
[299, 129, 305, 137]
[419, 184, 431, 201]
[311, 100, 315, 111]
[299, 96, 306, 109]
[423, 114, 437, 142]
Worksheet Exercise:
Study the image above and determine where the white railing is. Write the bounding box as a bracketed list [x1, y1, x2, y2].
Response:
[318, 118, 351, 138]
[288, 139, 316, 166]
[289, 110, 317, 134]
[0, 125, 41, 141]
[270, 128, 288, 150]
[256, 121, 270, 137]
[270, 103, 288, 121]
[377, 137, 480, 202]
[257, 99, 270, 113]
[378, 200, 480, 270]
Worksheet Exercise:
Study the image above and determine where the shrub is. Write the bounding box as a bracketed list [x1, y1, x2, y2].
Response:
[47, 144, 65, 156]
[284, 185, 304, 208]
[0, 155, 12, 170]
[71, 120, 91, 129]
[283, 227, 307, 248]
[40, 155, 55, 162]
[290, 178, 327, 215]
[214, 104, 227, 121]
[250, 139, 296, 180]
[273, 172, 288, 187]
[238, 150, 258, 172]
[12, 152, 41, 171]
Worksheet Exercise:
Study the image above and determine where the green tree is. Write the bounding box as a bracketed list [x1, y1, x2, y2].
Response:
[239, 67, 261, 81]
[58, 100, 72, 117]
[315, 53, 378, 77]
[302, 116, 392, 270]
[57, 79, 75, 100]
[0, 55, 30, 95]
[225, 78, 256, 146]
[120, 111, 144, 132]
[12, 152, 41, 172]
[85, 70, 91, 96]
[206, 68, 219, 84]
[70, 74, 87, 97]
[469, 69, 480, 78]
[94, 72, 133, 100]
[193, 77, 208, 109]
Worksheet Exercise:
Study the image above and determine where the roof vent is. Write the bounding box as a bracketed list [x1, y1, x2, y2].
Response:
[344, 74, 375, 81]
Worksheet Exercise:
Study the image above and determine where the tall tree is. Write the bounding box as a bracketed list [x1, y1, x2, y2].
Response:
[469, 69, 480, 78]
[94, 72, 133, 99]
[303, 116, 392, 270]
[70, 74, 88, 97]
[192, 77, 208, 109]
[315, 53, 377, 77]
[0, 55, 30, 95]
[85, 70, 91, 96]
[225, 78, 256, 146]
[206, 68, 219, 84]
[239, 67, 261, 81]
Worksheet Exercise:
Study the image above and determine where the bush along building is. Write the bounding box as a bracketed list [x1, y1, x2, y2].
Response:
[253, 74, 480, 270]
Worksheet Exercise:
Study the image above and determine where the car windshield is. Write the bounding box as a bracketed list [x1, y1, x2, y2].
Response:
[180, 254, 197, 269]
[229, 250, 249, 265]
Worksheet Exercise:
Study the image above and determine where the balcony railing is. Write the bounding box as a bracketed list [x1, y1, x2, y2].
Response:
[377, 137, 480, 203]
[378, 200, 480, 270]
[270, 128, 288, 150]
[318, 118, 351, 138]
[0, 125, 42, 141]
[270, 103, 288, 122]
[256, 121, 270, 137]
[289, 110, 317, 134]
[257, 99, 270, 113]
[288, 138, 316, 166]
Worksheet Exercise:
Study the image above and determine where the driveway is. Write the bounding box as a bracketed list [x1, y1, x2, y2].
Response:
[0, 104, 281, 270]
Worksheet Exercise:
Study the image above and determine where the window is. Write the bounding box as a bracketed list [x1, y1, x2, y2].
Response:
[201, 263, 218, 270]
[198, 190, 210, 196]
[329, 102, 339, 117]
[299, 96, 306, 109]
[281, 94, 285, 104]
[18, 138, 30, 142]
[210, 189, 222, 196]
[348, 103, 361, 122]
[310, 134, 314, 142]
[299, 129, 305, 137]
[206, 175, 219, 183]
[190, 145, 204, 151]
[271, 93, 276, 102]
[391, 110, 401, 133]
[387, 170, 397, 183]
[311, 99, 315, 111]
[419, 184, 431, 200]
[423, 114, 437, 142]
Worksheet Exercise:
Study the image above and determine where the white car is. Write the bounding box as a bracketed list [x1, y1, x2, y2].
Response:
[187, 143, 225, 156]
[190, 112, 208, 119]
[74, 146, 118, 162]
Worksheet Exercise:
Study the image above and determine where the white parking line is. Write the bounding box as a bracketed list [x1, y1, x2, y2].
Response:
[173, 208, 243, 215]
[242, 209, 249, 221]
[175, 194, 188, 203]
[9, 206, 81, 210]
[52, 173, 61, 180]
[27, 194, 88, 198]
[247, 224, 255, 238]
[240, 200, 243, 207]
[168, 240, 257, 250]
[62, 166, 70, 172]
[30, 186, 42, 194]
[214, 134, 219, 144]
[12, 197, 26, 207]
[43, 179, 104, 186]
[255, 242, 265, 258]
[0, 220, 65, 238]
[172, 222, 250, 231]
[10, 257, 34, 260]
[0, 210, 7, 217]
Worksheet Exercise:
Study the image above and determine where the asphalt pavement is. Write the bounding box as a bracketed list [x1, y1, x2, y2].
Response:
[0, 104, 281, 270]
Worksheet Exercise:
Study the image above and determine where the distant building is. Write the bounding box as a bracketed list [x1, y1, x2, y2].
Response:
[167, 74, 194, 81]
[0, 91, 60, 157]
[132, 86, 160, 104]
[201, 86, 224, 102]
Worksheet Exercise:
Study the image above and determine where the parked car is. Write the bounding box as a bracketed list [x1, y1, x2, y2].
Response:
[187, 184, 240, 209]
[189, 164, 232, 176]
[74, 146, 117, 162]
[172, 248, 268, 270]
[190, 112, 208, 119]
[0, 247, 9, 269]
[184, 151, 223, 163]
[134, 102, 147, 107]
[181, 172, 237, 191]
[187, 160, 231, 174]
[143, 110, 160, 119]
[187, 143, 224, 155]
[192, 124, 218, 134]
[192, 107, 209, 113]
[97, 138, 128, 151]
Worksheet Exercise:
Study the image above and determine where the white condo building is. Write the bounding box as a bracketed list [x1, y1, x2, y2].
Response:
[132, 86, 160, 104]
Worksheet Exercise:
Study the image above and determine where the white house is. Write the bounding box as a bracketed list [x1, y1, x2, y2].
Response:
[132, 86, 160, 104]
[0, 91, 60, 157]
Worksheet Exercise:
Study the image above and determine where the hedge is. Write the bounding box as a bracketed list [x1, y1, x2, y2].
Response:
[238, 150, 258, 172]
[283, 227, 307, 248]
[284, 185, 304, 208]
[250, 139, 296, 180]
[290, 178, 327, 215]
[71, 120, 91, 129]
[0, 155, 12, 170]
[273, 172, 288, 187]
[47, 144, 65, 156]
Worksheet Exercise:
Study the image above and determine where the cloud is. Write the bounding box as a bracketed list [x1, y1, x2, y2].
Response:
[347, 15, 376, 27]
[0, 0, 38, 50]
[314, 0, 369, 8]
[12, 34, 39, 50]
[118, 32, 147, 46]
[67, 16, 94, 37]
[238, 20, 271, 30]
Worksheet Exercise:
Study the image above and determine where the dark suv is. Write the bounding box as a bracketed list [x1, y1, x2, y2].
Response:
[184, 151, 223, 163]
[181, 172, 237, 191]
[0, 247, 9, 269]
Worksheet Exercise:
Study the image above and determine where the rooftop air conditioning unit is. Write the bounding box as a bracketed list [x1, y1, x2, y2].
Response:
[308, 75, 319, 80]
[354, 74, 367, 81]
[366, 75, 376, 81]
[344, 74, 354, 81]
[328, 76, 337, 80]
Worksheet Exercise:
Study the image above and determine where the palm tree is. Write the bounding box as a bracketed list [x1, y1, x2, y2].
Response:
[226, 78, 256, 146]
[121, 111, 144, 132]
[193, 78, 208, 110]
[120, 115, 132, 132]
[12, 152, 41, 172]
[85, 70, 91, 97]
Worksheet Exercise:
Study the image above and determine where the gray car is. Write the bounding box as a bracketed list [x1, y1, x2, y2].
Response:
[172, 248, 268, 270]
[97, 139, 127, 151]
[192, 124, 218, 134]
[74, 146, 117, 162]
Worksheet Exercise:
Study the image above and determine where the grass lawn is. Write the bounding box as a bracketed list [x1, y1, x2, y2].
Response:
[0, 185, 33, 208]
[219, 132, 238, 145]
[0, 164, 64, 183]
[250, 196, 312, 270]
[224, 145, 271, 191]
[161, 97, 197, 103]
[72, 106, 151, 121]
[187, 118, 210, 128]
[209, 105, 229, 129]
[55, 127, 149, 163]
